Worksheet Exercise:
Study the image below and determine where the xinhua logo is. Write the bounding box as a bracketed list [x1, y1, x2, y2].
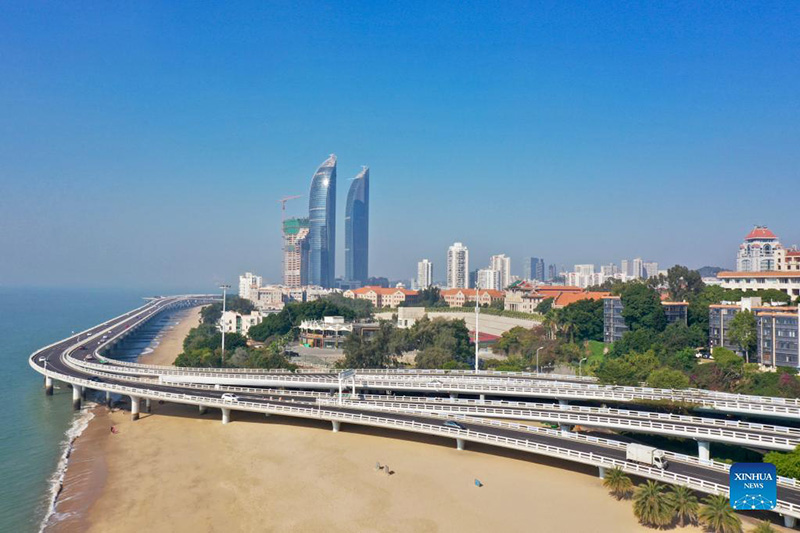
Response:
[729, 463, 777, 510]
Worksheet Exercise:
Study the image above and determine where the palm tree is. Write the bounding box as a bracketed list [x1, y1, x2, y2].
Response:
[666, 485, 699, 527]
[752, 521, 776, 533]
[602, 467, 633, 500]
[699, 494, 742, 533]
[633, 480, 674, 527]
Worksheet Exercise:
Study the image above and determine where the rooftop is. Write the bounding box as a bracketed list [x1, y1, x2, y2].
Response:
[745, 226, 778, 241]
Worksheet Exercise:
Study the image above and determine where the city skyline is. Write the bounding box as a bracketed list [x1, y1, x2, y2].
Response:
[344, 166, 369, 284]
[2, 3, 799, 289]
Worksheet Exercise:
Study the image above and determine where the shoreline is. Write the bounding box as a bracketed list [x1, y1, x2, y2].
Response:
[43, 306, 200, 532]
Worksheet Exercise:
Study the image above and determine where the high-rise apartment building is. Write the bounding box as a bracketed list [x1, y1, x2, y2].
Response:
[524, 257, 545, 281]
[447, 242, 469, 289]
[283, 217, 310, 288]
[417, 259, 433, 290]
[238, 272, 262, 300]
[621, 259, 630, 277]
[345, 166, 369, 283]
[632, 258, 644, 279]
[548, 264, 557, 281]
[308, 155, 337, 288]
[489, 254, 511, 289]
[477, 268, 502, 290]
[643, 261, 659, 279]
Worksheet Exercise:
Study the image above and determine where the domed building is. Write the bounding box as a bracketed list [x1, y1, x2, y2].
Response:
[736, 226, 783, 272]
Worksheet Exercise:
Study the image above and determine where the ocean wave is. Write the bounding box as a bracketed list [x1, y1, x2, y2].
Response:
[141, 347, 154, 356]
[39, 403, 96, 533]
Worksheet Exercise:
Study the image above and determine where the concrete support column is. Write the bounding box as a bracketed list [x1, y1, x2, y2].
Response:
[332, 420, 341, 432]
[479, 394, 486, 402]
[145, 398, 152, 413]
[130, 396, 140, 421]
[44, 376, 53, 396]
[105, 391, 112, 407]
[698, 440, 711, 463]
[449, 393, 458, 400]
[199, 405, 208, 415]
[456, 438, 466, 451]
[221, 408, 231, 425]
[72, 385, 82, 410]
[784, 515, 797, 529]
[559, 423, 572, 433]
[81, 386, 88, 400]
[598, 466, 607, 479]
[558, 399, 568, 409]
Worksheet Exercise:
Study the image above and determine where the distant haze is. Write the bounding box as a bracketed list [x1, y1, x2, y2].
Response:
[1, 3, 798, 289]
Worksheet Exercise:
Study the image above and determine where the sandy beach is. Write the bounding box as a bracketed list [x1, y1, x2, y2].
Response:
[138, 306, 201, 366]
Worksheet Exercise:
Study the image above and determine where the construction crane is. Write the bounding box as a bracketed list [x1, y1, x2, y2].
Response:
[279, 195, 302, 221]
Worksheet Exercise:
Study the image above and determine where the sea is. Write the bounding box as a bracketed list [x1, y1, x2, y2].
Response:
[0, 286, 172, 532]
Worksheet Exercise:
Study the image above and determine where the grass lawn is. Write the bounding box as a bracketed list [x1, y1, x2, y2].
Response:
[587, 340, 606, 365]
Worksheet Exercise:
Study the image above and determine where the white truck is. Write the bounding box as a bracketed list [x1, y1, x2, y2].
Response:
[626, 443, 668, 469]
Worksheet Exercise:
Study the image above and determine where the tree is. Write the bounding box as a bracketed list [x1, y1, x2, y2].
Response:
[535, 297, 554, 315]
[666, 265, 704, 302]
[752, 520, 777, 533]
[200, 297, 255, 325]
[602, 467, 633, 499]
[647, 367, 690, 389]
[415, 346, 454, 368]
[666, 485, 699, 527]
[699, 494, 742, 533]
[595, 357, 638, 386]
[764, 445, 800, 480]
[414, 286, 442, 307]
[558, 299, 604, 342]
[633, 480, 673, 527]
[728, 310, 757, 363]
[620, 283, 667, 332]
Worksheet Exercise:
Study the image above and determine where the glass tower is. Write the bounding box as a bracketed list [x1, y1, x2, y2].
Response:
[308, 154, 337, 288]
[345, 166, 369, 283]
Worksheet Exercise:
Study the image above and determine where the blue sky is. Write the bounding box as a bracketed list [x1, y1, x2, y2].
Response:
[1, 2, 798, 289]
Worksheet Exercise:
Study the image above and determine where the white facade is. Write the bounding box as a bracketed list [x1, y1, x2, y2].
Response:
[568, 264, 602, 289]
[643, 261, 659, 279]
[238, 272, 262, 300]
[718, 272, 800, 299]
[737, 226, 783, 272]
[417, 259, 433, 289]
[489, 254, 511, 289]
[219, 310, 263, 336]
[632, 258, 644, 279]
[477, 268, 502, 290]
[621, 259, 630, 277]
[447, 242, 469, 289]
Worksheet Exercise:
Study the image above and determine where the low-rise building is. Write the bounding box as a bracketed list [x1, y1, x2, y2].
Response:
[299, 316, 380, 348]
[440, 288, 504, 307]
[219, 310, 263, 337]
[343, 286, 419, 308]
[503, 289, 545, 314]
[717, 271, 800, 299]
[603, 297, 690, 343]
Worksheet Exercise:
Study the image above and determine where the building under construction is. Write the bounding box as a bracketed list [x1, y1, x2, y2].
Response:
[283, 217, 310, 287]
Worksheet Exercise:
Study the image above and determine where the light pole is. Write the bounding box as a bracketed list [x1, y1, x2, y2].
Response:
[578, 357, 588, 377]
[474, 286, 480, 373]
[535, 346, 543, 374]
[219, 284, 230, 366]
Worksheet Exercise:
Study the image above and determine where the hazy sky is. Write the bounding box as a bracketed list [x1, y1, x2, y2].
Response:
[1, 2, 798, 290]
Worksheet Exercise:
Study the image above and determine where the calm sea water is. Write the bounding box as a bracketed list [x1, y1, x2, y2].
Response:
[0, 287, 154, 532]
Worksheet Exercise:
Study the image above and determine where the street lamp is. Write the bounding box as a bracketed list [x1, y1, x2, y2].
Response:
[535, 346, 543, 374]
[474, 286, 480, 373]
[219, 284, 230, 366]
[578, 357, 588, 377]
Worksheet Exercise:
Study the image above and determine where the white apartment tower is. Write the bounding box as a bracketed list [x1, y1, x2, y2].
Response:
[417, 259, 433, 290]
[632, 258, 644, 279]
[477, 268, 501, 290]
[489, 254, 511, 289]
[643, 261, 659, 279]
[447, 242, 469, 289]
[238, 272, 262, 300]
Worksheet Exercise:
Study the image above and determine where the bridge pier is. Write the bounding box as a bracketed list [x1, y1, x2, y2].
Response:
[145, 398, 152, 413]
[479, 394, 486, 402]
[105, 391, 112, 407]
[332, 420, 341, 432]
[598, 466, 607, 479]
[450, 393, 458, 400]
[44, 376, 53, 396]
[130, 396, 140, 421]
[559, 423, 572, 433]
[72, 385, 82, 410]
[698, 440, 710, 463]
[784, 515, 797, 529]
[558, 399, 568, 409]
[199, 405, 207, 415]
[81, 386, 88, 400]
[221, 408, 231, 425]
[456, 438, 466, 451]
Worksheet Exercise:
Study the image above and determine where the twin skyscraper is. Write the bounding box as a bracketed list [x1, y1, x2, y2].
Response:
[299, 154, 369, 288]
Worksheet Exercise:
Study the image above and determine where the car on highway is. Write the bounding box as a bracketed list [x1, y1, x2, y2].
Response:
[89, 377, 102, 382]
[221, 393, 239, 402]
[443, 420, 467, 430]
[85, 355, 95, 361]
[79, 345, 87, 350]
